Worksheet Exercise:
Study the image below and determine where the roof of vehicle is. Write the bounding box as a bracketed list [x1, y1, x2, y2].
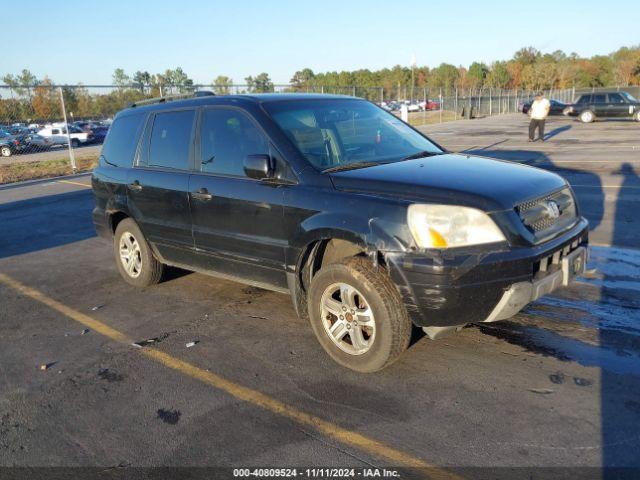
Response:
[578, 91, 629, 96]
[119, 93, 359, 116]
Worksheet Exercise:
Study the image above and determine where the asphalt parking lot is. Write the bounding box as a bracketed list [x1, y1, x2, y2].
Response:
[0, 114, 639, 477]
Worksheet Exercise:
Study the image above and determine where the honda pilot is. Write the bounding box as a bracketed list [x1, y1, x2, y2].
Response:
[92, 93, 589, 372]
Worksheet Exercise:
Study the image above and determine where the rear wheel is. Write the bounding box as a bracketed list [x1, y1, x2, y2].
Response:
[71, 138, 80, 148]
[0, 145, 12, 157]
[113, 218, 164, 287]
[635, 111, 640, 122]
[580, 110, 595, 123]
[308, 257, 411, 372]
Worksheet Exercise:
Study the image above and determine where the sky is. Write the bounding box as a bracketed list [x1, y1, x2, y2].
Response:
[2, 0, 638, 85]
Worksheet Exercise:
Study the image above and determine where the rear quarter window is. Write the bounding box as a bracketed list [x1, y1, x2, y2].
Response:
[101, 113, 145, 167]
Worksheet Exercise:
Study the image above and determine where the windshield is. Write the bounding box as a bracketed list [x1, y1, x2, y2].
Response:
[622, 92, 638, 103]
[264, 99, 442, 170]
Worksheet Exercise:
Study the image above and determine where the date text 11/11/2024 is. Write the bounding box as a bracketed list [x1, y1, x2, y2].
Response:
[233, 467, 402, 477]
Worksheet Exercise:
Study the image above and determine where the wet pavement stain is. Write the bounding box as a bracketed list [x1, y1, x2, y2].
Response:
[97, 369, 125, 383]
[476, 321, 640, 377]
[549, 372, 565, 384]
[157, 409, 181, 425]
[573, 377, 593, 387]
[477, 323, 572, 361]
[477, 246, 640, 378]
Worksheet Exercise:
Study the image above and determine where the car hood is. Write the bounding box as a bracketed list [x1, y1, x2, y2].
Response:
[328, 153, 567, 211]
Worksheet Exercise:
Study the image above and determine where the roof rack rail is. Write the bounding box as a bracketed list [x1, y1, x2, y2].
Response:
[129, 90, 215, 108]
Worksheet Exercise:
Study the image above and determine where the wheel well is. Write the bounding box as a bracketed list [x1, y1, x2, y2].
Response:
[298, 238, 386, 293]
[109, 211, 129, 234]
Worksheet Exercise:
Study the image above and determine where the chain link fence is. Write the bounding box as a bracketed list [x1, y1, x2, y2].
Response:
[1, 82, 638, 183]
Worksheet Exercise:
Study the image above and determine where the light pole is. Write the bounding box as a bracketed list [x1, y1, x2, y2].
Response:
[410, 53, 416, 103]
[59, 87, 76, 173]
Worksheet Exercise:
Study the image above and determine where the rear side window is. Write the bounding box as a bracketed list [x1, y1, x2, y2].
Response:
[593, 94, 606, 103]
[576, 95, 590, 104]
[149, 110, 195, 170]
[101, 113, 145, 167]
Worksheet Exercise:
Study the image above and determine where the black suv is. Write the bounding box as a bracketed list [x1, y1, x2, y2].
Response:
[567, 91, 640, 123]
[92, 93, 589, 372]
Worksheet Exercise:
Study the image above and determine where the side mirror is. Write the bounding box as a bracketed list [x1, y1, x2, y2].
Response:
[243, 154, 273, 180]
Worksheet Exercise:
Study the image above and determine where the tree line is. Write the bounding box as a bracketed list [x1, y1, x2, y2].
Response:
[1, 45, 639, 122]
[288, 45, 640, 95]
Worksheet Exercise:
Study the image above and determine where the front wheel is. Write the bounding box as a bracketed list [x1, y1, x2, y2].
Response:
[307, 257, 411, 372]
[113, 218, 164, 287]
[580, 110, 595, 123]
[71, 138, 80, 148]
[0, 145, 12, 157]
[635, 111, 640, 122]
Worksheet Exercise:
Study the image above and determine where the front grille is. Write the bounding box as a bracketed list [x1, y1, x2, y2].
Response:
[516, 187, 577, 238]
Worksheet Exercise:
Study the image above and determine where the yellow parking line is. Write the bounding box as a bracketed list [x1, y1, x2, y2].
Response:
[57, 179, 91, 188]
[0, 272, 460, 480]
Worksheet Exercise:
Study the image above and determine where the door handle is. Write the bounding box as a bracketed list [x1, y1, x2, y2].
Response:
[128, 180, 143, 191]
[191, 187, 213, 201]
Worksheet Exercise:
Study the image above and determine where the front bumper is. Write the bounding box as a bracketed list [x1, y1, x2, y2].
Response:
[386, 217, 589, 327]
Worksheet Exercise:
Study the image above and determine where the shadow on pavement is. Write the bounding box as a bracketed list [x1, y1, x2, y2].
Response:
[601, 162, 640, 471]
[0, 189, 96, 259]
[543, 124, 571, 140]
[466, 148, 640, 470]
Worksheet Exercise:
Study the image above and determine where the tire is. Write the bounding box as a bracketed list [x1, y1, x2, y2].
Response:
[0, 145, 12, 157]
[580, 110, 595, 123]
[113, 218, 164, 287]
[635, 111, 640, 122]
[71, 138, 80, 148]
[307, 256, 411, 372]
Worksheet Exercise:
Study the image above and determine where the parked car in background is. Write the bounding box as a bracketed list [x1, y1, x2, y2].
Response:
[0, 130, 30, 157]
[89, 126, 109, 144]
[521, 99, 569, 115]
[73, 121, 95, 131]
[417, 100, 440, 111]
[25, 134, 53, 152]
[387, 101, 401, 111]
[565, 92, 640, 123]
[71, 120, 110, 143]
[5, 125, 32, 136]
[38, 125, 93, 147]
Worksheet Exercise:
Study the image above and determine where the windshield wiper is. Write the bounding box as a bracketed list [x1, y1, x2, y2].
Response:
[322, 161, 382, 173]
[400, 150, 442, 161]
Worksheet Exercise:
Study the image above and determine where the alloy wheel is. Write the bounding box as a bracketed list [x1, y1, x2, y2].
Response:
[320, 282, 376, 355]
[119, 231, 142, 278]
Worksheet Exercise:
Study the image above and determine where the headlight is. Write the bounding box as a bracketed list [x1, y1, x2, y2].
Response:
[407, 204, 506, 249]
